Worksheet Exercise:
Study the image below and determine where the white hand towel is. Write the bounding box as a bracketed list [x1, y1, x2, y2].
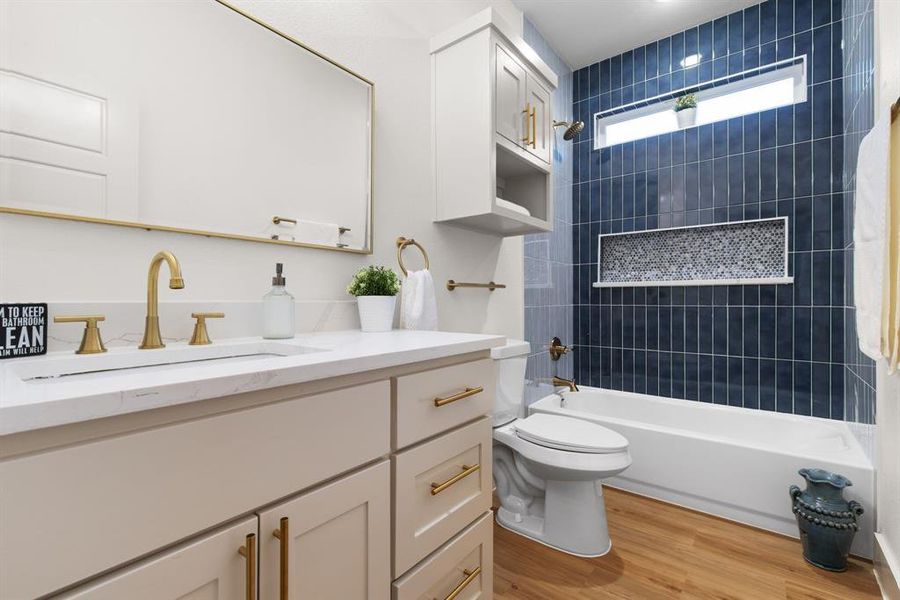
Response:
[401, 269, 438, 331]
[854, 111, 891, 361]
[295, 220, 341, 247]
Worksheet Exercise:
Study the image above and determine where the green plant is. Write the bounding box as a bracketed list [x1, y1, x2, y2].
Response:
[674, 93, 698, 112]
[347, 265, 401, 297]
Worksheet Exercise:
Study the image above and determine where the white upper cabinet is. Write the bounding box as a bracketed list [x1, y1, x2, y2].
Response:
[431, 8, 557, 236]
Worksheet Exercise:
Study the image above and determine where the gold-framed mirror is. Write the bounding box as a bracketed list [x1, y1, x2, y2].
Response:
[0, 0, 373, 253]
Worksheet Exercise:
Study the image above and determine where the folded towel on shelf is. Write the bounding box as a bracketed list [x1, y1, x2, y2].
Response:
[401, 269, 438, 331]
[854, 109, 892, 363]
[295, 220, 341, 247]
[496, 198, 532, 217]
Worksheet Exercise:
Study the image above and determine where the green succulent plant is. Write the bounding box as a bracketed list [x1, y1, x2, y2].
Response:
[674, 93, 698, 112]
[347, 265, 401, 297]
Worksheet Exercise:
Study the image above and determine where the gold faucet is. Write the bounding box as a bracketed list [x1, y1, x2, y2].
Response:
[552, 376, 579, 392]
[139, 250, 184, 349]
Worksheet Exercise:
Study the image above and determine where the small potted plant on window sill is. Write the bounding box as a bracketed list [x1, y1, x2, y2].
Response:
[674, 93, 698, 128]
[348, 265, 401, 332]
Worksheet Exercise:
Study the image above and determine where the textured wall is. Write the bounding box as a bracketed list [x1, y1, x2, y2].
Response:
[572, 0, 857, 420]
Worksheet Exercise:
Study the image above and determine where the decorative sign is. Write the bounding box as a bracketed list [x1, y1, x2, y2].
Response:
[1, 303, 48, 359]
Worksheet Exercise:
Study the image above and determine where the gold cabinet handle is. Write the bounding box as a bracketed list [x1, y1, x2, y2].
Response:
[272, 517, 289, 600]
[189, 311, 225, 345]
[431, 464, 480, 495]
[521, 102, 531, 143]
[434, 386, 484, 407]
[238, 533, 256, 600]
[443, 567, 482, 600]
[530, 106, 537, 148]
[53, 315, 107, 354]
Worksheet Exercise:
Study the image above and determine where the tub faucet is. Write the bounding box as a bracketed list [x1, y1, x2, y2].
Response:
[139, 250, 185, 349]
[552, 376, 579, 392]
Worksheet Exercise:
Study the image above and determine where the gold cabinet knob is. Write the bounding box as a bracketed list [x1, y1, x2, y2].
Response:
[53, 315, 107, 354]
[189, 312, 224, 345]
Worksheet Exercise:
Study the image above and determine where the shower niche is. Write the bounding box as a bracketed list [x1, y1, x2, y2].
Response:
[430, 8, 555, 236]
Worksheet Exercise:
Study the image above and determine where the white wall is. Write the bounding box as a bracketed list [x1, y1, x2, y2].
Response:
[0, 0, 526, 342]
[875, 0, 900, 594]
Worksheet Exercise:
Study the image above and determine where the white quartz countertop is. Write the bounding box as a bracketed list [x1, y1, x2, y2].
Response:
[0, 330, 505, 436]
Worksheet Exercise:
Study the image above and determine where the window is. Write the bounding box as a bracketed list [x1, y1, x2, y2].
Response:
[594, 56, 807, 149]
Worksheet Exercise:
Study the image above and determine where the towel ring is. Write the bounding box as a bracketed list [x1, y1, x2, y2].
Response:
[396, 236, 429, 276]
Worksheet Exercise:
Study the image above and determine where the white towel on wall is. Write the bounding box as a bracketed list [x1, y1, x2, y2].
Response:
[854, 111, 891, 361]
[401, 269, 438, 331]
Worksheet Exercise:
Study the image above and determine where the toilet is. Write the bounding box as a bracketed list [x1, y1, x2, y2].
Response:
[491, 339, 631, 557]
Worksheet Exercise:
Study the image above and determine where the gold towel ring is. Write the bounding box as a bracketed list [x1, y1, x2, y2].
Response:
[396, 236, 429, 276]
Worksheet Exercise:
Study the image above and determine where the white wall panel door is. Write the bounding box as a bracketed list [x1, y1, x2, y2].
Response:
[494, 45, 526, 147]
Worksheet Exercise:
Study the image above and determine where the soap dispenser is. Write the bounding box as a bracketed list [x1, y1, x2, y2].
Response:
[262, 263, 295, 339]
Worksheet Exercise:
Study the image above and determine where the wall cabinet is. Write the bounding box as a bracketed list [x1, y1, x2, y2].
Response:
[259, 461, 391, 600]
[431, 8, 557, 236]
[59, 517, 259, 600]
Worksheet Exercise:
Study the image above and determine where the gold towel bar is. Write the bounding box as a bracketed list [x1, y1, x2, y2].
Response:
[396, 236, 430, 276]
[446, 280, 506, 291]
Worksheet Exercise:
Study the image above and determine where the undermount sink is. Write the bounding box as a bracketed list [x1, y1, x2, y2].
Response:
[11, 341, 325, 384]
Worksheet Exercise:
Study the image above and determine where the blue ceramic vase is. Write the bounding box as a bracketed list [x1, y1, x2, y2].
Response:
[789, 468, 863, 572]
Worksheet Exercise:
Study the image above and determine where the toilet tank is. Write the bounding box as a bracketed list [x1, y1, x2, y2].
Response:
[490, 339, 531, 427]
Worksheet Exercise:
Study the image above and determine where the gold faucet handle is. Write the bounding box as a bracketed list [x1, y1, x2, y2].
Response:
[189, 312, 225, 346]
[54, 315, 107, 354]
[548, 336, 573, 361]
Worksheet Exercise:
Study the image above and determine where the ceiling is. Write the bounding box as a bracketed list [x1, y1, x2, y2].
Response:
[512, 0, 762, 69]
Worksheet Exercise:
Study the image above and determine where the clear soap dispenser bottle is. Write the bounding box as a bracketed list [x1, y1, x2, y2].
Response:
[262, 263, 295, 339]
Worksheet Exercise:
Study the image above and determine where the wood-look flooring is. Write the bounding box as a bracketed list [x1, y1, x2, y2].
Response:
[493, 487, 881, 600]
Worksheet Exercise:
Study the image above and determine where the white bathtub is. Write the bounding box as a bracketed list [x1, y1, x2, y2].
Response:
[529, 387, 875, 558]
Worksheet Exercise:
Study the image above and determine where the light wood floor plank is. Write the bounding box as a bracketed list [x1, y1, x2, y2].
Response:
[494, 487, 880, 600]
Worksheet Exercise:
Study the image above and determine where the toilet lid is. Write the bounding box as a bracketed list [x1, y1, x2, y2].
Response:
[514, 414, 628, 454]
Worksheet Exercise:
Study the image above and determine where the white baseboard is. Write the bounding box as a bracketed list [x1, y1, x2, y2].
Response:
[875, 534, 900, 600]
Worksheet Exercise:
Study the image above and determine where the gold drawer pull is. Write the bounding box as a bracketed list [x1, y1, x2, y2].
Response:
[237, 533, 256, 600]
[443, 567, 482, 600]
[434, 386, 484, 407]
[431, 464, 480, 495]
[272, 517, 289, 600]
[521, 102, 531, 143]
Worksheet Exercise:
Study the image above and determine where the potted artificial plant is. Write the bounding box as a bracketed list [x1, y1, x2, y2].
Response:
[674, 93, 698, 128]
[347, 265, 401, 332]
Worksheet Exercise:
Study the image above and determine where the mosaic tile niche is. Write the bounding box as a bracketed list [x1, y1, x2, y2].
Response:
[597, 218, 789, 286]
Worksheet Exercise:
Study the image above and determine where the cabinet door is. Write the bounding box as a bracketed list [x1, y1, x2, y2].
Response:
[259, 461, 390, 600]
[58, 517, 258, 600]
[525, 75, 551, 164]
[495, 44, 527, 147]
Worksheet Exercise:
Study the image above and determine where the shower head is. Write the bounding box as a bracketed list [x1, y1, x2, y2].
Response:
[553, 120, 585, 141]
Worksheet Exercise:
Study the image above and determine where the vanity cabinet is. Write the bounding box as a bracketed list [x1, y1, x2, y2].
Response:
[0, 343, 497, 599]
[259, 461, 391, 600]
[431, 8, 557, 236]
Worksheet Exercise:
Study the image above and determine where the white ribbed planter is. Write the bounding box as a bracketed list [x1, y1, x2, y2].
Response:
[676, 107, 697, 128]
[356, 296, 396, 332]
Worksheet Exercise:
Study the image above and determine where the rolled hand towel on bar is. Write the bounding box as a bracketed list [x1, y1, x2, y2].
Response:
[295, 220, 341, 247]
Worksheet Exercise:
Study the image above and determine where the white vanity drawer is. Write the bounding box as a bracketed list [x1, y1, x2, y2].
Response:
[394, 358, 496, 449]
[392, 511, 493, 600]
[0, 381, 390, 600]
[392, 417, 492, 577]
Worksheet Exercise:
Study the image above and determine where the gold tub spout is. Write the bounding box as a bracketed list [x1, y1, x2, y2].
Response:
[552, 376, 579, 392]
[139, 250, 184, 349]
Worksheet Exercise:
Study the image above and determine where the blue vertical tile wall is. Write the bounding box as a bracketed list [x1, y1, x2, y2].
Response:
[523, 19, 574, 405]
[572, 0, 861, 421]
[841, 0, 876, 425]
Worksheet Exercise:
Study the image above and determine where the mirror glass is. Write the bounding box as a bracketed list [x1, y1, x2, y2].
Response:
[0, 0, 372, 252]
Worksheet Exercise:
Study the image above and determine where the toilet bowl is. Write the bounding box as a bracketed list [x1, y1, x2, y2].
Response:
[491, 340, 631, 556]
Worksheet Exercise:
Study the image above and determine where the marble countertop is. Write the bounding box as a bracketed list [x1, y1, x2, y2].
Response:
[0, 330, 505, 436]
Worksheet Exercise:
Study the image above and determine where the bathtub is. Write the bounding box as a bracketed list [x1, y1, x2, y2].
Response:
[529, 387, 875, 558]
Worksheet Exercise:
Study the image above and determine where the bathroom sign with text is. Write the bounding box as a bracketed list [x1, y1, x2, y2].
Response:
[1, 303, 47, 359]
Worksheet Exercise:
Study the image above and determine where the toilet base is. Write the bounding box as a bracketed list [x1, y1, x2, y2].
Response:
[494, 478, 613, 557]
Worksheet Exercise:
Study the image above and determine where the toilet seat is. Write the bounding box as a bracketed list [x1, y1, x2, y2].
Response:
[514, 413, 628, 454]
